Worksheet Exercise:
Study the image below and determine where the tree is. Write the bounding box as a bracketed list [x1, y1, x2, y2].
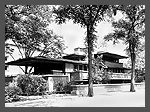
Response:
[92, 55, 105, 84]
[5, 5, 53, 41]
[124, 41, 145, 71]
[5, 5, 66, 74]
[104, 5, 145, 92]
[135, 39, 145, 71]
[53, 5, 117, 97]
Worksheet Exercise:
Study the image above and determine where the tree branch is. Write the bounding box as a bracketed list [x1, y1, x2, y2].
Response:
[12, 39, 24, 58]
[8, 53, 25, 73]
[134, 18, 145, 28]
[29, 48, 36, 57]
[29, 66, 33, 74]
[92, 5, 102, 25]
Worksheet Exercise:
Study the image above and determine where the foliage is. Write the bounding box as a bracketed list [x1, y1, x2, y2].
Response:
[101, 73, 111, 84]
[124, 49, 145, 71]
[53, 5, 116, 51]
[104, 5, 145, 92]
[135, 43, 145, 70]
[53, 5, 117, 97]
[16, 74, 32, 94]
[135, 76, 145, 83]
[92, 55, 103, 74]
[31, 76, 48, 95]
[52, 76, 70, 93]
[54, 82, 64, 92]
[5, 5, 52, 41]
[5, 74, 48, 102]
[5, 5, 66, 73]
[54, 81, 73, 94]
[92, 54, 110, 84]
[63, 82, 73, 93]
[92, 72, 111, 84]
[104, 5, 145, 52]
[5, 82, 22, 103]
[93, 75, 102, 84]
[5, 5, 47, 57]
[16, 74, 48, 96]
[53, 77, 68, 90]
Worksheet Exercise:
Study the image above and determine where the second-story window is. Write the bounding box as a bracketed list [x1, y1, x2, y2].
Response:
[79, 65, 82, 70]
[74, 64, 78, 71]
[84, 65, 88, 71]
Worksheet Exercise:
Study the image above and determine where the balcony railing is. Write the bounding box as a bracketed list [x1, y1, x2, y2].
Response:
[109, 73, 131, 80]
[70, 71, 131, 81]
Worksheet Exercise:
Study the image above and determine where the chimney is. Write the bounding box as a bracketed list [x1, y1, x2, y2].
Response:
[74, 47, 85, 55]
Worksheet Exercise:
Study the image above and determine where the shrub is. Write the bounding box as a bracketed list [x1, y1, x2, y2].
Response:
[16, 74, 48, 96]
[63, 82, 73, 94]
[93, 75, 102, 84]
[32, 76, 48, 95]
[53, 77, 68, 90]
[55, 82, 64, 92]
[54, 81, 73, 94]
[5, 82, 22, 103]
[101, 74, 111, 84]
[135, 76, 144, 83]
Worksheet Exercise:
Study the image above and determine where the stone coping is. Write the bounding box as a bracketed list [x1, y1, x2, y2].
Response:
[71, 82, 145, 87]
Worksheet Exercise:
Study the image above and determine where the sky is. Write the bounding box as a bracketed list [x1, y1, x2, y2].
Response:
[48, 15, 127, 56]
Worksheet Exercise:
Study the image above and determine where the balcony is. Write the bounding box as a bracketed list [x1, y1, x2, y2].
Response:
[109, 73, 131, 80]
[70, 70, 131, 82]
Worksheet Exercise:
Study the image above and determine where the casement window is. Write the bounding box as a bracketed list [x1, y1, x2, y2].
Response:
[79, 65, 82, 70]
[84, 65, 88, 71]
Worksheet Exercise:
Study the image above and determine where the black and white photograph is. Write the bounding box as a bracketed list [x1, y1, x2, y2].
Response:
[5, 5, 145, 107]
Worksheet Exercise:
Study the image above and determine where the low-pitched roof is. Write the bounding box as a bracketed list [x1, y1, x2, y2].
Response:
[63, 53, 86, 60]
[5, 56, 87, 66]
[96, 51, 128, 59]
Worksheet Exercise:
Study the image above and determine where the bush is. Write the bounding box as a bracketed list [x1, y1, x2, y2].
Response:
[16, 74, 48, 96]
[93, 75, 102, 84]
[101, 74, 111, 84]
[32, 76, 48, 95]
[53, 77, 68, 90]
[54, 81, 73, 94]
[16, 74, 32, 95]
[5, 82, 22, 103]
[63, 82, 73, 94]
[135, 76, 144, 83]
[55, 82, 64, 92]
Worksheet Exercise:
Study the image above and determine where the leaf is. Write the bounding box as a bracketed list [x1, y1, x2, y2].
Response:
[5, 5, 66, 72]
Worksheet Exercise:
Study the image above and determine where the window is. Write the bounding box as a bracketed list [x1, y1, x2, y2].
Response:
[74, 64, 78, 71]
[5, 65, 8, 70]
[79, 65, 82, 70]
[84, 65, 88, 71]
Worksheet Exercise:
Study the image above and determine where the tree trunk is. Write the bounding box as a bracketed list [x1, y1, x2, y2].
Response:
[29, 67, 33, 74]
[25, 66, 28, 74]
[87, 25, 94, 97]
[130, 52, 136, 92]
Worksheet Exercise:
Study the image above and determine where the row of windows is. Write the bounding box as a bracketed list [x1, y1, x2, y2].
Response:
[73, 64, 125, 73]
[74, 64, 88, 71]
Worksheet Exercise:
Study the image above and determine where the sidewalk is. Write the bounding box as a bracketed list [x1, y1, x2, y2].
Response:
[56, 89, 145, 107]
